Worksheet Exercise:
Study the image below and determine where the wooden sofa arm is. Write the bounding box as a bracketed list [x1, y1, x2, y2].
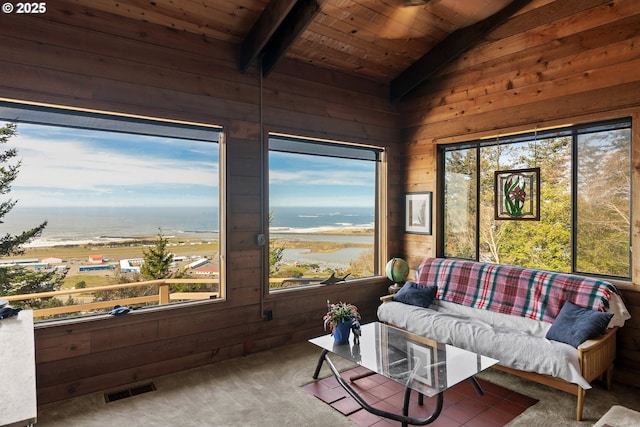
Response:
[571, 326, 618, 421]
[578, 326, 617, 385]
[578, 326, 617, 352]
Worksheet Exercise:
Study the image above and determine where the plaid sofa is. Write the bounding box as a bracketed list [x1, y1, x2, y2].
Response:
[416, 257, 617, 324]
[379, 257, 625, 421]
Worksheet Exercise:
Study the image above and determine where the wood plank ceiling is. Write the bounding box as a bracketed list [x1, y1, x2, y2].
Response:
[64, 0, 535, 101]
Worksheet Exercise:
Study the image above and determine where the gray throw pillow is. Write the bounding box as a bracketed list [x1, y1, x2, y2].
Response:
[546, 301, 613, 348]
[392, 281, 437, 308]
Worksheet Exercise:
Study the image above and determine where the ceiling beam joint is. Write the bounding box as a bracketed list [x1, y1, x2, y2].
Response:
[260, 0, 319, 78]
[239, 0, 298, 74]
[390, 0, 533, 102]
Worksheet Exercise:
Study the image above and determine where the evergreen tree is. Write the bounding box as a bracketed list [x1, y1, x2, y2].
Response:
[268, 211, 284, 276]
[140, 230, 174, 279]
[0, 123, 65, 308]
[493, 136, 573, 271]
[443, 148, 477, 259]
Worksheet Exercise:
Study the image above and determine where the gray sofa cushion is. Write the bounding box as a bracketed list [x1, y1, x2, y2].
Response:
[392, 282, 437, 308]
[546, 301, 613, 348]
[377, 299, 591, 389]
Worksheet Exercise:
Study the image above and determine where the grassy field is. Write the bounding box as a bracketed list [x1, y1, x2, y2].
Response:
[270, 238, 371, 252]
[64, 275, 115, 288]
[22, 238, 217, 261]
[15, 238, 217, 289]
[12, 234, 371, 289]
[20, 236, 369, 265]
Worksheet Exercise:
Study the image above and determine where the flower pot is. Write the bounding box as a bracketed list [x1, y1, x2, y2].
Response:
[333, 319, 353, 344]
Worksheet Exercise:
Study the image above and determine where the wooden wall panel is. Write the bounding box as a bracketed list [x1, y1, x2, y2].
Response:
[8, 0, 640, 405]
[0, 3, 400, 404]
[35, 332, 91, 363]
[616, 288, 640, 386]
[398, 0, 640, 388]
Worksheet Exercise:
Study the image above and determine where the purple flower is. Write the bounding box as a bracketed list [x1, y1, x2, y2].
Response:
[509, 185, 526, 203]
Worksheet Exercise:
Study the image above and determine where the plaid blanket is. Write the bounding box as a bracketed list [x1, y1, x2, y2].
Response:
[416, 258, 617, 323]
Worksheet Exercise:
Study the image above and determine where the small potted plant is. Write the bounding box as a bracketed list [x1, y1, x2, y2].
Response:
[323, 300, 361, 343]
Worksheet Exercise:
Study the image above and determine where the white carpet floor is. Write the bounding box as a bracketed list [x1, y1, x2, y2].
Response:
[35, 341, 640, 427]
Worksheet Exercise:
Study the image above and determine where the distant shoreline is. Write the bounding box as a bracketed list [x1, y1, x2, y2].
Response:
[0, 230, 375, 288]
[21, 227, 373, 249]
[274, 227, 373, 237]
[13, 228, 373, 262]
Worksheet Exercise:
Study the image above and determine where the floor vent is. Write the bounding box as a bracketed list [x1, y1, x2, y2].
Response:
[105, 382, 156, 403]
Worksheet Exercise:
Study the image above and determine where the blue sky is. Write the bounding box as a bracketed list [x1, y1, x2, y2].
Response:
[269, 151, 376, 208]
[5, 122, 219, 207]
[3, 122, 376, 208]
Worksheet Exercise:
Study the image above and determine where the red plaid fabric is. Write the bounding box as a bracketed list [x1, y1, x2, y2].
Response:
[416, 258, 617, 323]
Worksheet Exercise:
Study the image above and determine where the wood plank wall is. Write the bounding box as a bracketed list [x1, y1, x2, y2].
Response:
[398, 0, 640, 388]
[0, 4, 401, 403]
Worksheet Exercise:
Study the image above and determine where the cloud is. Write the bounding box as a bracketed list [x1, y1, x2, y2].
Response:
[7, 125, 219, 206]
[270, 167, 373, 187]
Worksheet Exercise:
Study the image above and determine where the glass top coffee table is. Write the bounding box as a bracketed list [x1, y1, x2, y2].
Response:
[309, 322, 498, 426]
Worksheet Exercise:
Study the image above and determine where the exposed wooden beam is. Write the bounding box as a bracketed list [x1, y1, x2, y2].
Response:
[390, 0, 533, 102]
[261, 0, 320, 78]
[239, 0, 298, 73]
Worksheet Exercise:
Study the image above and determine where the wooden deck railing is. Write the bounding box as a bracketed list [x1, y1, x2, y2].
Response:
[1, 276, 330, 319]
[1, 278, 219, 319]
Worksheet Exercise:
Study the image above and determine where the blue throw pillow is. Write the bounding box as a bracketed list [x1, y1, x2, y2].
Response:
[392, 281, 437, 308]
[546, 301, 613, 348]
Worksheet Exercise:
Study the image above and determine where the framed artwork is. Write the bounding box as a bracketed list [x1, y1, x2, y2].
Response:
[407, 341, 437, 388]
[405, 192, 432, 234]
[494, 167, 540, 221]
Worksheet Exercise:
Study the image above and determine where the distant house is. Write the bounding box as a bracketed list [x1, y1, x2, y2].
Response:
[0, 258, 38, 266]
[187, 258, 209, 269]
[120, 259, 141, 273]
[88, 255, 103, 264]
[194, 266, 219, 276]
[79, 264, 116, 272]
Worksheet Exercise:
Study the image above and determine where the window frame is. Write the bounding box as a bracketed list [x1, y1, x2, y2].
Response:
[265, 132, 387, 294]
[438, 117, 632, 280]
[0, 100, 226, 319]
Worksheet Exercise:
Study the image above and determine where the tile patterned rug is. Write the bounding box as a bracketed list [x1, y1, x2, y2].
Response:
[303, 366, 538, 427]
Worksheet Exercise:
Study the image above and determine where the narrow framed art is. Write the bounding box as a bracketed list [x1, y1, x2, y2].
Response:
[405, 192, 432, 234]
[407, 341, 437, 389]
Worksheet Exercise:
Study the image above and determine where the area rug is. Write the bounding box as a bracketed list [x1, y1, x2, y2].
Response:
[593, 405, 640, 427]
[303, 366, 538, 427]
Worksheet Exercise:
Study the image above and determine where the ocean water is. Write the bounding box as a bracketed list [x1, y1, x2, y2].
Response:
[269, 206, 374, 234]
[3, 206, 219, 247]
[270, 207, 374, 268]
[2, 206, 374, 248]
